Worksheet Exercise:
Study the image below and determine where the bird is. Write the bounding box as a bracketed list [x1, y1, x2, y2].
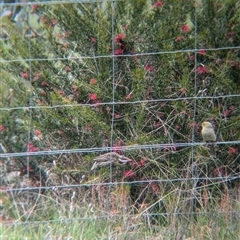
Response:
[90, 152, 132, 171]
[201, 121, 217, 157]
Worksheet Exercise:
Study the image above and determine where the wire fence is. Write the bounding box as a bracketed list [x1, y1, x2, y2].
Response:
[0, 0, 240, 236]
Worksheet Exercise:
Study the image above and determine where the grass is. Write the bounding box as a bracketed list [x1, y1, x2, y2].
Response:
[1, 198, 240, 240]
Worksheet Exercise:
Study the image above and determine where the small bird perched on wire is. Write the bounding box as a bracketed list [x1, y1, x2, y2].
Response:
[90, 152, 132, 171]
[201, 121, 217, 157]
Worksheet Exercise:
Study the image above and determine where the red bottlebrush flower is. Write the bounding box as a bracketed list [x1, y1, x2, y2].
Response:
[26, 143, 39, 152]
[0, 125, 5, 131]
[41, 81, 47, 87]
[33, 130, 43, 141]
[228, 147, 237, 155]
[175, 125, 181, 130]
[90, 37, 96, 43]
[223, 109, 231, 117]
[164, 145, 177, 152]
[212, 167, 226, 177]
[85, 125, 92, 131]
[175, 36, 184, 42]
[89, 78, 96, 85]
[131, 158, 147, 167]
[197, 66, 208, 74]
[34, 130, 42, 136]
[88, 93, 97, 101]
[112, 145, 122, 154]
[198, 48, 206, 55]
[32, 4, 38, 10]
[144, 65, 154, 72]
[114, 48, 123, 55]
[122, 170, 135, 179]
[113, 113, 122, 119]
[20, 72, 28, 79]
[187, 55, 195, 61]
[40, 90, 46, 96]
[122, 25, 128, 30]
[92, 100, 101, 107]
[58, 91, 65, 97]
[50, 19, 58, 26]
[106, 106, 111, 112]
[125, 93, 131, 100]
[114, 33, 125, 43]
[150, 183, 160, 193]
[65, 66, 71, 72]
[179, 24, 191, 33]
[33, 73, 41, 81]
[30, 4, 38, 13]
[139, 158, 147, 167]
[40, 16, 47, 24]
[179, 87, 186, 94]
[153, 1, 163, 8]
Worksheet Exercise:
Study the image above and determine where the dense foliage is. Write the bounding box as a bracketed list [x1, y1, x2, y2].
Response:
[0, 0, 239, 226]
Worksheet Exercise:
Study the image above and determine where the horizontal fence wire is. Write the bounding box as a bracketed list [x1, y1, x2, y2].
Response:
[1, 46, 240, 63]
[1, 176, 239, 193]
[1, 94, 240, 111]
[1, 141, 240, 158]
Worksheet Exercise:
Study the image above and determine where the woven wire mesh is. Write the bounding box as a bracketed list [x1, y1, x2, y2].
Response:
[0, 0, 240, 238]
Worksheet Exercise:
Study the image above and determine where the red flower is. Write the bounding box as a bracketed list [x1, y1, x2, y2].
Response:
[198, 49, 206, 55]
[114, 49, 123, 55]
[197, 66, 208, 74]
[50, 19, 58, 26]
[34, 130, 42, 136]
[33, 73, 41, 81]
[41, 81, 47, 87]
[58, 91, 65, 97]
[188, 122, 197, 128]
[213, 167, 226, 177]
[114, 33, 125, 43]
[26, 143, 39, 152]
[122, 25, 128, 30]
[175, 36, 184, 42]
[126, 94, 132, 100]
[65, 66, 71, 72]
[144, 65, 154, 72]
[139, 158, 147, 167]
[90, 37, 96, 43]
[164, 145, 177, 152]
[20, 72, 28, 79]
[30, 4, 38, 13]
[153, 1, 163, 8]
[228, 147, 237, 155]
[0, 125, 5, 131]
[113, 113, 122, 119]
[85, 125, 92, 131]
[150, 183, 160, 193]
[88, 93, 97, 101]
[187, 55, 195, 61]
[32, 4, 38, 10]
[179, 24, 191, 33]
[40, 16, 47, 24]
[89, 78, 96, 85]
[112, 145, 122, 154]
[92, 100, 101, 107]
[122, 170, 135, 179]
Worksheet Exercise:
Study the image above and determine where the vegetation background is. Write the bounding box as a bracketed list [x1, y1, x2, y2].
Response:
[0, 0, 240, 239]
